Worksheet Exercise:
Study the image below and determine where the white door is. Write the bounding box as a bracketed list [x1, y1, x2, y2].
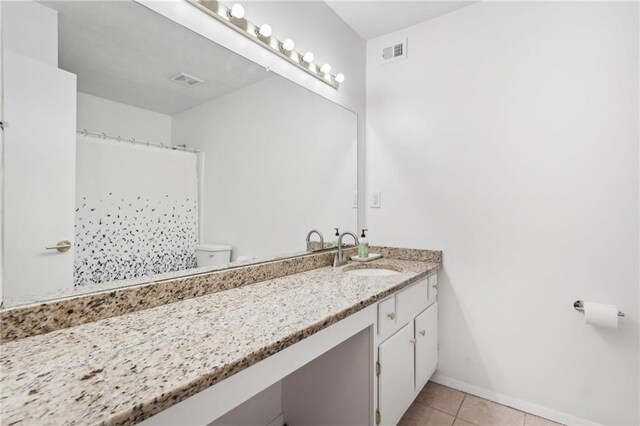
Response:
[415, 302, 438, 389]
[378, 323, 415, 426]
[2, 49, 76, 301]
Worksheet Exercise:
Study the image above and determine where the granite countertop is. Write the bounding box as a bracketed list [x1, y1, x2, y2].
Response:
[0, 258, 440, 425]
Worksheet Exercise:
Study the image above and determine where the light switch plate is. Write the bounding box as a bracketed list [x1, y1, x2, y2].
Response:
[352, 192, 358, 208]
[371, 191, 381, 208]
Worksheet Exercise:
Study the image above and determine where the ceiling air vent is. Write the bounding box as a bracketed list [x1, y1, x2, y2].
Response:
[380, 39, 407, 65]
[169, 72, 204, 87]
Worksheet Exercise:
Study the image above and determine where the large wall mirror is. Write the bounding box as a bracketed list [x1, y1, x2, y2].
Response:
[1, 0, 357, 307]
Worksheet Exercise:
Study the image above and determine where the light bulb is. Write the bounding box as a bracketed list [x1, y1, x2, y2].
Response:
[230, 4, 244, 19]
[258, 23, 272, 38]
[302, 52, 314, 63]
[281, 39, 295, 52]
[335, 73, 345, 83]
[320, 63, 331, 73]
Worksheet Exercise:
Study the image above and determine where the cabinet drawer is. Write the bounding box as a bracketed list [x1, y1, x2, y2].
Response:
[377, 297, 396, 336]
[396, 278, 429, 326]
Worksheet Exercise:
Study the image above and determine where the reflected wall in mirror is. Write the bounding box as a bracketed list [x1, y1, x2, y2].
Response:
[1, 0, 357, 306]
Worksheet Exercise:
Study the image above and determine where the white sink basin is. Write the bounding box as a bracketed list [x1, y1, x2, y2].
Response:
[344, 268, 400, 277]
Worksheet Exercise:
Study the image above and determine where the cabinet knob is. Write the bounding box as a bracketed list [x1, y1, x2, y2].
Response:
[387, 312, 395, 320]
[410, 339, 416, 344]
[419, 330, 426, 336]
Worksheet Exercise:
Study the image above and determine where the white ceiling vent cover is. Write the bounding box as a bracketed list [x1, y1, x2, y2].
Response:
[380, 38, 407, 65]
[169, 72, 204, 87]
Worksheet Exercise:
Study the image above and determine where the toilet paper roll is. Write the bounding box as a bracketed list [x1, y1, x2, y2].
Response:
[583, 301, 619, 330]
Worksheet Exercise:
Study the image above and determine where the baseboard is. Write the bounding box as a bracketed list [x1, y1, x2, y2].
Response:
[430, 373, 600, 426]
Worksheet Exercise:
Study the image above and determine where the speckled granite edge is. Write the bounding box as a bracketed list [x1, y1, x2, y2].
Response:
[0, 246, 440, 343]
[109, 263, 440, 426]
[370, 246, 442, 263]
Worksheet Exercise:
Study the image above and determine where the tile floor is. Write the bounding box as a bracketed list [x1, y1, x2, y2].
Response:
[399, 382, 563, 426]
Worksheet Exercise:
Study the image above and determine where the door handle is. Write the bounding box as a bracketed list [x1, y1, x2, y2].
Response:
[45, 240, 72, 252]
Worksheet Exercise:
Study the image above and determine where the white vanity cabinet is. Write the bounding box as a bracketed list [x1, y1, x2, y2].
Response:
[376, 274, 438, 426]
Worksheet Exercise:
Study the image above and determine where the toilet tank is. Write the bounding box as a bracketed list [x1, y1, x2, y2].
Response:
[195, 244, 232, 267]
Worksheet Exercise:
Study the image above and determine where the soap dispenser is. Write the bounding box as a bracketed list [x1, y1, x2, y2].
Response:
[358, 229, 369, 258]
[332, 228, 340, 248]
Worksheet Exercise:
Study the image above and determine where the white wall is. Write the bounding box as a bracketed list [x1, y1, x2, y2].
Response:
[136, 0, 366, 230]
[210, 382, 283, 426]
[1, 0, 58, 67]
[366, 2, 639, 425]
[77, 92, 171, 143]
[172, 76, 357, 261]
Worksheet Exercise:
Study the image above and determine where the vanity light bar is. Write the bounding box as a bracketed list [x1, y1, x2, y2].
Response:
[186, 0, 343, 89]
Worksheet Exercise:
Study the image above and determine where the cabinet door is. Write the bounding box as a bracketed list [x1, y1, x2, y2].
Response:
[378, 323, 415, 426]
[415, 302, 438, 389]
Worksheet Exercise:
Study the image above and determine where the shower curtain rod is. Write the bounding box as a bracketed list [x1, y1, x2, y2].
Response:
[76, 129, 202, 154]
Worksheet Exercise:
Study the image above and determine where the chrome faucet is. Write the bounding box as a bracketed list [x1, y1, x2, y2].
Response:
[333, 231, 359, 267]
[306, 229, 324, 251]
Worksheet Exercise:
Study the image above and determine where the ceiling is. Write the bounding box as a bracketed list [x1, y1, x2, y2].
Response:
[40, 1, 273, 115]
[325, 1, 477, 40]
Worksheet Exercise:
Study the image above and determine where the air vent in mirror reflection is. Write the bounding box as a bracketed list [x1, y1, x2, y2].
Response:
[169, 72, 205, 87]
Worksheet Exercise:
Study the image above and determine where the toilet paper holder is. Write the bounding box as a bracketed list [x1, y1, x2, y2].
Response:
[573, 300, 625, 317]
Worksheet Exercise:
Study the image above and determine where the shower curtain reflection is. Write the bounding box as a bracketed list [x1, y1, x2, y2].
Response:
[74, 136, 199, 286]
